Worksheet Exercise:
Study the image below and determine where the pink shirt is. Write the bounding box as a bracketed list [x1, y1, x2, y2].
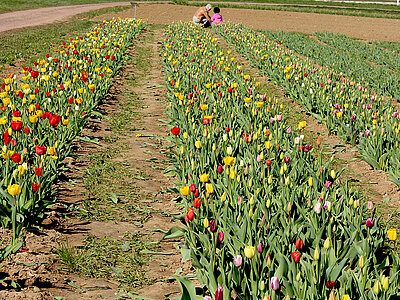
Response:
[211, 13, 223, 25]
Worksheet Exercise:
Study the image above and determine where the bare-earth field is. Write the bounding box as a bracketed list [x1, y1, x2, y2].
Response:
[0, 3, 399, 300]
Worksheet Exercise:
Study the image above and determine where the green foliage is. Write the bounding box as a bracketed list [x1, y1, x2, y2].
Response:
[161, 22, 400, 299]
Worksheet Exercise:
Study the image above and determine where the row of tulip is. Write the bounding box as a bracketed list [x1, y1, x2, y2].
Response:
[214, 24, 400, 187]
[0, 18, 146, 247]
[314, 32, 400, 74]
[263, 30, 400, 99]
[162, 22, 399, 299]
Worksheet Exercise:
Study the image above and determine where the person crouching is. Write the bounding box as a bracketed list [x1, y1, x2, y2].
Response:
[193, 3, 212, 28]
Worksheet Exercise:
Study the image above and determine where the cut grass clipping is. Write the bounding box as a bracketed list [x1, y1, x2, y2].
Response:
[55, 233, 152, 292]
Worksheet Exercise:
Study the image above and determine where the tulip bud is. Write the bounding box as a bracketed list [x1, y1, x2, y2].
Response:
[259, 280, 265, 291]
[358, 255, 364, 268]
[329, 290, 336, 300]
[266, 198, 271, 208]
[223, 134, 228, 141]
[308, 177, 313, 187]
[249, 195, 255, 205]
[227, 146, 233, 155]
[296, 272, 301, 281]
[248, 178, 253, 188]
[284, 163, 288, 172]
[204, 218, 209, 228]
[382, 276, 389, 291]
[268, 175, 272, 184]
[285, 176, 290, 185]
[373, 280, 381, 295]
[257, 242, 263, 253]
[266, 253, 272, 267]
[314, 247, 320, 260]
[349, 196, 354, 205]
[287, 201, 292, 212]
[330, 169, 336, 179]
[324, 237, 331, 249]
[249, 207, 254, 218]
[221, 192, 227, 202]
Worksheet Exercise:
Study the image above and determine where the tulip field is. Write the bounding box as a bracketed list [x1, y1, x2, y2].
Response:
[1, 6, 400, 300]
[214, 24, 400, 188]
[163, 22, 400, 299]
[0, 18, 146, 256]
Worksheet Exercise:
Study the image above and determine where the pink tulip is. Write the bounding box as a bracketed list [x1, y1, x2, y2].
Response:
[367, 201, 373, 210]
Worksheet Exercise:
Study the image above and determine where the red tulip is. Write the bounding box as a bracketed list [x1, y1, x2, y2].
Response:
[35, 145, 47, 156]
[189, 184, 196, 192]
[3, 131, 11, 145]
[171, 127, 180, 136]
[217, 165, 223, 173]
[366, 218, 374, 228]
[24, 127, 30, 135]
[266, 160, 272, 166]
[291, 251, 301, 263]
[49, 114, 61, 127]
[202, 118, 209, 125]
[218, 232, 224, 242]
[194, 188, 199, 197]
[11, 153, 21, 163]
[193, 197, 201, 209]
[35, 167, 43, 176]
[12, 111, 21, 117]
[32, 183, 40, 191]
[295, 239, 304, 250]
[325, 281, 335, 289]
[11, 121, 23, 131]
[186, 208, 194, 221]
[30, 71, 39, 78]
[225, 126, 230, 132]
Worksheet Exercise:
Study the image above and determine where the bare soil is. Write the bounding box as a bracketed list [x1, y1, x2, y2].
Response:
[92, 3, 400, 41]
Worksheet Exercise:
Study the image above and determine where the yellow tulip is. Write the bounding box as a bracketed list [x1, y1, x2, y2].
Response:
[48, 147, 56, 156]
[204, 218, 209, 228]
[180, 186, 190, 196]
[244, 246, 256, 259]
[265, 141, 272, 150]
[382, 276, 389, 291]
[223, 156, 235, 166]
[7, 184, 21, 196]
[195, 141, 201, 149]
[199, 173, 209, 183]
[373, 280, 381, 295]
[0, 118, 7, 125]
[387, 229, 397, 241]
[229, 169, 236, 180]
[342, 295, 350, 300]
[205, 183, 213, 194]
[358, 255, 364, 268]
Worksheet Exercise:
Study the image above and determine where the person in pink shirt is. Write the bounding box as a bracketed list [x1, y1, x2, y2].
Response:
[211, 7, 223, 26]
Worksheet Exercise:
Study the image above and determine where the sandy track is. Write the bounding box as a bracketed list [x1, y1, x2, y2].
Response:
[0, 2, 162, 33]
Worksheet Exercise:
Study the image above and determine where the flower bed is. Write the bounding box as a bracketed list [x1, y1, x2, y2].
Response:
[215, 23, 400, 187]
[163, 22, 399, 299]
[0, 18, 145, 249]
